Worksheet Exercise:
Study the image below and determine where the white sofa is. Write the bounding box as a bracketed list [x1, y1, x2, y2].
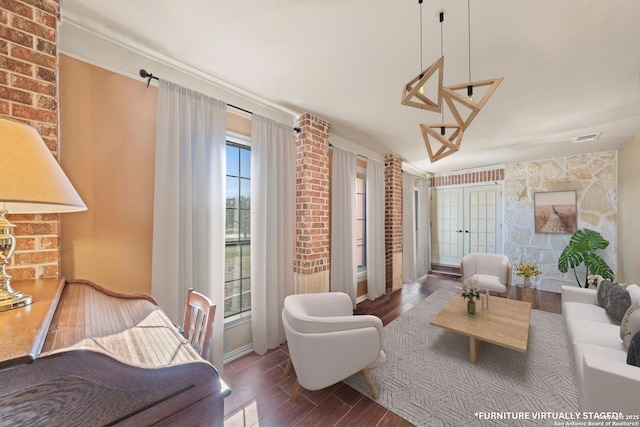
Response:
[561, 283, 640, 412]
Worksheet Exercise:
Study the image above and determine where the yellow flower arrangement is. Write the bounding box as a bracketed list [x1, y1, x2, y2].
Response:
[515, 260, 541, 278]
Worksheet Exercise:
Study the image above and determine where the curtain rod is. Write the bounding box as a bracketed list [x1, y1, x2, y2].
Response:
[139, 69, 301, 133]
[328, 143, 368, 160]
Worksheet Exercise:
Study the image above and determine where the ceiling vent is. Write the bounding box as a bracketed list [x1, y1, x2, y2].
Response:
[572, 132, 601, 144]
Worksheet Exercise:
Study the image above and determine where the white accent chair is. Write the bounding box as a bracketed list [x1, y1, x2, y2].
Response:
[460, 252, 512, 298]
[282, 292, 386, 401]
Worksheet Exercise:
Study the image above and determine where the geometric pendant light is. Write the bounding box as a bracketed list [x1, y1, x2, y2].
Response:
[420, 123, 464, 163]
[401, 0, 503, 164]
[401, 56, 444, 112]
[441, 77, 503, 131]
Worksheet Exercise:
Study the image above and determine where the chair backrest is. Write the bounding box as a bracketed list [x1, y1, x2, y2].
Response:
[182, 288, 216, 360]
[283, 292, 356, 333]
[461, 252, 511, 285]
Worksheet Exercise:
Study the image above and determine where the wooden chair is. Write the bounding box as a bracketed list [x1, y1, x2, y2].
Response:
[183, 288, 216, 360]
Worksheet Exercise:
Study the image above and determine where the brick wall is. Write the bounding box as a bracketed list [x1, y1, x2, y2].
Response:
[1, 0, 61, 280]
[384, 154, 403, 291]
[429, 167, 505, 187]
[293, 113, 331, 293]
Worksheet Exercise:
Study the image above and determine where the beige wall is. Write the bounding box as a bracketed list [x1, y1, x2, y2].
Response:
[60, 55, 157, 295]
[618, 134, 640, 283]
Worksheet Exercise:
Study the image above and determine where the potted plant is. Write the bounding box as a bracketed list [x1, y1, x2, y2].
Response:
[557, 228, 614, 288]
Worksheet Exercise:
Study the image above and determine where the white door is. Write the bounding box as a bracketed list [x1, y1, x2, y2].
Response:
[430, 184, 503, 266]
[464, 185, 502, 254]
[430, 187, 464, 266]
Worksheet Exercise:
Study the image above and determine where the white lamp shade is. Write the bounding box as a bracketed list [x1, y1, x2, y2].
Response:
[0, 118, 86, 213]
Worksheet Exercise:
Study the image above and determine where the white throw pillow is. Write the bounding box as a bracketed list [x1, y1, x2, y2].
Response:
[620, 302, 640, 348]
[626, 284, 640, 304]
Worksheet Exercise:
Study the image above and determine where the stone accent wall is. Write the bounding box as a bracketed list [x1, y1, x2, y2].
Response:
[504, 151, 617, 292]
[1, 0, 61, 280]
[293, 113, 331, 293]
[384, 154, 403, 291]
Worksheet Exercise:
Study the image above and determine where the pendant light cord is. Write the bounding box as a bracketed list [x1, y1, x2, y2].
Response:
[419, 0, 423, 72]
[440, 11, 445, 127]
[440, 12, 444, 58]
[468, 0, 472, 83]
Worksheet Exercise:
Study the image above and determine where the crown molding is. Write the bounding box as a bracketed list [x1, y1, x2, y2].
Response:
[59, 12, 299, 120]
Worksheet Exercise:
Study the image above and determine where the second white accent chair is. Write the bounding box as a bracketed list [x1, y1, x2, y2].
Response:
[460, 252, 512, 298]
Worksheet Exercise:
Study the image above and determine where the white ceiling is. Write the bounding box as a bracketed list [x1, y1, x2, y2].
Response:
[60, 0, 640, 173]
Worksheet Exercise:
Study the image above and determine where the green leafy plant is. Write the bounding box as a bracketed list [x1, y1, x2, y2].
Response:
[557, 228, 614, 288]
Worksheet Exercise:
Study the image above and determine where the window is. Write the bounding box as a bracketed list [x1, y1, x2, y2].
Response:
[356, 172, 366, 270]
[225, 141, 251, 318]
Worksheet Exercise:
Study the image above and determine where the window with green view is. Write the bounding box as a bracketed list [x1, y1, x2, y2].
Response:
[356, 172, 366, 270]
[225, 142, 251, 318]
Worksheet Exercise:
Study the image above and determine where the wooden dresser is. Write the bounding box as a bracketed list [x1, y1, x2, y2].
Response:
[0, 278, 230, 426]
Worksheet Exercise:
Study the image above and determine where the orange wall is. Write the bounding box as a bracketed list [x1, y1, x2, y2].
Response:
[59, 55, 158, 294]
[59, 55, 252, 295]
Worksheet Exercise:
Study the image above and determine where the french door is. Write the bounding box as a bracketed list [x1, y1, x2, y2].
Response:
[430, 184, 503, 266]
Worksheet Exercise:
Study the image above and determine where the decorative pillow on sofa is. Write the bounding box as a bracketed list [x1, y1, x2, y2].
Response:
[620, 303, 640, 348]
[627, 330, 640, 367]
[597, 280, 616, 307]
[626, 284, 640, 305]
[604, 284, 632, 324]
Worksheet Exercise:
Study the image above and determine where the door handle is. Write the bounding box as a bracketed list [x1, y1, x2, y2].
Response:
[456, 230, 463, 233]
[465, 230, 470, 233]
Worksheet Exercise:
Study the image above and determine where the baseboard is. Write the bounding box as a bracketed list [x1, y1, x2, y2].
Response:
[430, 263, 461, 278]
[430, 270, 462, 279]
[356, 294, 369, 304]
[223, 343, 254, 364]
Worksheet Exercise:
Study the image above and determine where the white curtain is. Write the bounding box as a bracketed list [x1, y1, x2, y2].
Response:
[416, 178, 431, 278]
[251, 115, 295, 355]
[151, 80, 227, 372]
[331, 147, 357, 306]
[402, 172, 417, 282]
[366, 159, 386, 300]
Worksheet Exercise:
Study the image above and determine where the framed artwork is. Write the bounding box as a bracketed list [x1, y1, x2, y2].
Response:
[534, 190, 577, 234]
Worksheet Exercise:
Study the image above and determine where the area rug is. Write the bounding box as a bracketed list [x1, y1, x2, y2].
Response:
[343, 290, 579, 426]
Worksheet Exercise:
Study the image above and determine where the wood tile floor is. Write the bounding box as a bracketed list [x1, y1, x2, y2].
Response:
[223, 274, 561, 426]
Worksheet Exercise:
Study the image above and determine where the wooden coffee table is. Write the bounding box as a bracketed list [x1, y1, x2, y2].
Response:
[430, 295, 532, 364]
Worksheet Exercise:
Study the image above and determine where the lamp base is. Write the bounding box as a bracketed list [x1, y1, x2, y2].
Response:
[0, 209, 33, 311]
[0, 287, 32, 312]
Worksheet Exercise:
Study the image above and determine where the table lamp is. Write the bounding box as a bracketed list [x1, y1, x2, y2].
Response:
[0, 118, 86, 311]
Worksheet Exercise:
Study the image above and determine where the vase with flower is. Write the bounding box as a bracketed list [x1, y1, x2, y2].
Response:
[461, 279, 481, 314]
[515, 260, 541, 288]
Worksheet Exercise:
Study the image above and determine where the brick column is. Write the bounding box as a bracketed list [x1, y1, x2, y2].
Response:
[1, 0, 62, 280]
[293, 113, 331, 294]
[384, 154, 403, 292]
